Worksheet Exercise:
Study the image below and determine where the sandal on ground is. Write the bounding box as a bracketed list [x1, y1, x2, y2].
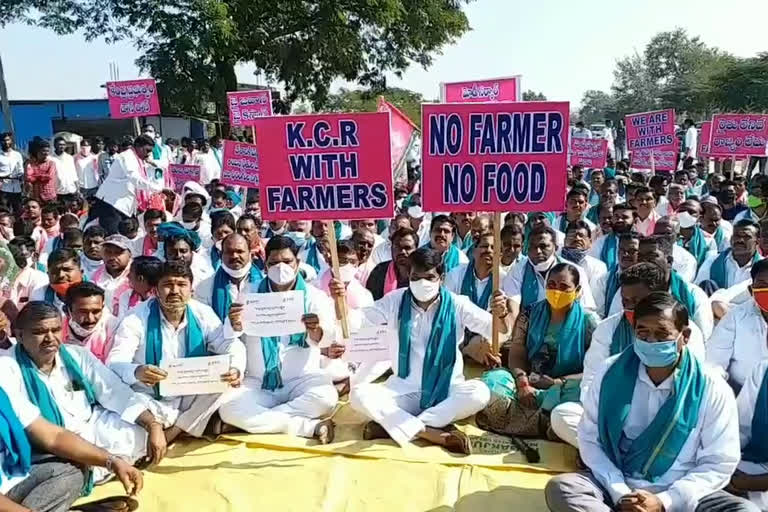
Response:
[443, 428, 472, 455]
[362, 421, 390, 441]
[71, 496, 139, 512]
[314, 419, 335, 445]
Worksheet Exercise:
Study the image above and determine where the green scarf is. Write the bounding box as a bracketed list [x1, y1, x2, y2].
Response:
[304, 238, 321, 272]
[600, 234, 618, 270]
[610, 315, 634, 355]
[710, 249, 761, 289]
[668, 271, 698, 321]
[714, 225, 725, 249]
[526, 300, 586, 378]
[211, 265, 263, 322]
[460, 260, 492, 310]
[257, 275, 309, 391]
[685, 226, 710, 270]
[603, 267, 621, 318]
[598, 347, 706, 482]
[145, 299, 207, 399]
[0, 386, 31, 488]
[398, 287, 457, 409]
[743, 365, 768, 462]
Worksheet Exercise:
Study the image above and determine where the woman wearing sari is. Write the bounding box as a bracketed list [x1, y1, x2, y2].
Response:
[478, 262, 598, 438]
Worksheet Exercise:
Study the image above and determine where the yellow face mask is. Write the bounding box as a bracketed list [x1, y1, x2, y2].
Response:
[545, 289, 579, 310]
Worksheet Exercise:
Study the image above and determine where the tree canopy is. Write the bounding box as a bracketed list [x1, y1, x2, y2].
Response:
[325, 87, 425, 127]
[522, 90, 546, 101]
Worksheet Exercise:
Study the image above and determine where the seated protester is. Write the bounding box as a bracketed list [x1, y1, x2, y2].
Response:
[502, 225, 597, 312]
[352, 218, 386, 249]
[653, 216, 698, 282]
[315, 240, 373, 308]
[504, 211, 526, 230]
[225, 190, 242, 219]
[91, 234, 133, 307]
[235, 214, 265, 272]
[421, 215, 466, 273]
[554, 187, 597, 238]
[13, 218, 45, 265]
[8, 237, 48, 307]
[334, 247, 511, 454]
[500, 224, 524, 273]
[39, 202, 59, 239]
[649, 173, 670, 204]
[204, 211, 236, 273]
[696, 219, 762, 296]
[677, 199, 718, 272]
[81, 225, 106, 279]
[0, 374, 143, 511]
[587, 169, 604, 207]
[560, 221, 608, 299]
[745, 180, 768, 224]
[585, 178, 621, 226]
[64, 282, 119, 363]
[370, 214, 411, 266]
[351, 228, 377, 285]
[592, 234, 639, 319]
[39, 213, 80, 266]
[158, 222, 212, 286]
[606, 235, 714, 339]
[114, 256, 162, 320]
[524, 211, 565, 251]
[707, 259, 768, 393]
[3, 301, 167, 481]
[721, 180, 750, 222]
[180, 201, 210, 250]
[734, 174, 749, 206]
[138, 208, 164, 257]
[545, 292, 754, 512]
[703, 173, 726, 201]
[589, 202, 636, 270]
[117, 216, 141, 257]
[450, 212, 477, 252]
[107, 261, 245, 443]
[479, 263, 598, 440]
[595, 204, 614, 239]
[733, 358, 768, 509]
[655, 182, 686, 218]
[0, 209, 14, 244]
[209, 188, 228, 211]
[462, 214, 492, 256]
[30, 248, 84, 315]
[549, 264, 707, 448]
[263, 219, 288, 239]
[195, 234, 263, 322]
[445, 231, 507, 368]
[219, 235, 339, 444]
[701, 201, 733, 252]
[366, 227, 418, 301]
[632, 186, 660, 236]
[297, 220, 330, 275]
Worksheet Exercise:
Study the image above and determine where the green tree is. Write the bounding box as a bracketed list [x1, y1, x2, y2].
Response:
[578, 90, 616, 126]
[611, 52, 660, 116]
[706, 53, 768, 112]
[522, 90, 546, 101]
[325, 87, 424, 127]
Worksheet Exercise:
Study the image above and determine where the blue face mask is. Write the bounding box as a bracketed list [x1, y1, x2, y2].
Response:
[286, 231, 308, 250]
[633, 336, 680, 368]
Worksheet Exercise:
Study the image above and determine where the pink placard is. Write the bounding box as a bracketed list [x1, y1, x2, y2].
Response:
[377, 97, 417, 172]
[709, 114, 768, 157]
[221, 141, 259, 188]
[570, 138, 607, 169]
[699, 121, 712, 159]
[168, 164, 200, 193]
[227, 90, 273, 127]
[421, 102, 569, 213]
[106, 79, 160, 119]
[442, 76, 521, 103]
[255, 112, 394, 221]
[625, 109, 678, 171]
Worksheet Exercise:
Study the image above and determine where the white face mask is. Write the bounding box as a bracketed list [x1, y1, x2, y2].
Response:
[409, 279, 440, 302]
[267, 262, 297, 286]
[407, 205, 424, 219]
[530, 254, 555, 272]
[69, 316, 99, 338]
[181, 220, 198, 230]
[677, 211, 698, 229]
[221, 261, 251, 280]
[338, 264, 358, 283]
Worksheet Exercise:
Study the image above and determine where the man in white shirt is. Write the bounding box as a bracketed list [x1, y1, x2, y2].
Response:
[50, 137, 80, 202]
[554, 188, 597, 238]
[734, 359, 768, 509]
[697, 219, 762, 295]
[0, 132, 24, 211]
[424, 214, 469, 274]
[107, 261, 245, 443]
[91, 234, 132, 308]
[194, 139, 222, 185]
[8, 237, 49, 308]
[160, 223, 213, 288]
[63, 281, 120, 363]
[559, 221, 607, 303]
[332, 247, 511, 454]
[30, 248, 85, 315]
[370, 214, 412, 266]
[74, 138, 100, 198]
[653, 216, 698, 282]
[683, 118, 698, 168]
[91, 135, 165, 235]
[571, 121, 593, 139]
[3, 300, 169, 480]
[701, 201, 733, 252]
[546, 292, 754, 512]
[218, 235, 339, 443]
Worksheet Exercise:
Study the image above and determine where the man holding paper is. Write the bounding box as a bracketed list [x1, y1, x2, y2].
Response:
[107, 261, 246, 443]
[218, 235, 339, 444]
[329, 247, 512, 455]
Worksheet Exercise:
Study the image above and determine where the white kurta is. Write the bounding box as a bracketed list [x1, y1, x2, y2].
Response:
[696, 251, 761, 289]
[80, 254, 103, 280]
[194, 271, 255, 310]
[502, 258, 597, 311]
[736, 359, 768, 510]
[579, 353, 740, 512]
[92, 266, 130, 310]
[671, 244, 697, 283]
[10, 267, 48, 308]
[707, 299, 768, 390]
[107, 298, 246, 437]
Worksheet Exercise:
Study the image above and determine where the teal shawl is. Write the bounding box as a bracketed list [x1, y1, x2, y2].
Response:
[600, 234, 618, 270]
[743, 366, 768, 462]
[598, 347, 707, 482]
[145, 299, 207, 399]
[685, 226, 710, 270]
[522, 257, 562, 309]
[16, 344, 96, 494]
[710, 249, 761, 289]
[257, 274, 309, 391]
[668, 271, 698, 320]
[460, 261, 492, 310]
[714, 225, 725, 249]
[526, 300, 586, 378]
[443, 244, 461, 273]
[610, 315, 634, 355]
[210, 246, 222, 272]
[586, 204, 600, 224]
[398, 287, 457, 409]
[603, 267, 621, 318]
[0, 387, 31, 487]
[211, 265, 263, 321]
[304, 239, 321, 272]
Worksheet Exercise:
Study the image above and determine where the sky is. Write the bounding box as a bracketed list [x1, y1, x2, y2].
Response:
[2, 0, 768, 108]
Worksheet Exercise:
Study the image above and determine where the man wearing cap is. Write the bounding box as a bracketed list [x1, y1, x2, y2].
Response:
[92, 234, 133, 307]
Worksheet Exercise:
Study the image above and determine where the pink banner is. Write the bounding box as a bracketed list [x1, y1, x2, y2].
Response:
[710, 114, 768, 157]
[570, 138, 607, 169]
[699, 121, 712, 159]
[106, 79, 160, 119]
[168, 164, 201, 193]
[255, 112, 394, 221]
[442, 76, 521, 103]
[625, 109, 678, 171]
[377, 97, 417, 173]
[227, 90, 273, 127]
[421, 102, 569, 213]
[221, 141, 259, 188]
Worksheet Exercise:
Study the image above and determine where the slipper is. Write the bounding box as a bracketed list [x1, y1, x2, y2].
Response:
[362, 421, 390, 441]
[444, 429, 472, 455]
[71, 496, 138, 512]
[314, 419, 335, 445]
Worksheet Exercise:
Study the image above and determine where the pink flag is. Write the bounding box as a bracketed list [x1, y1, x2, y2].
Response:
[377, 97, 417, 174]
